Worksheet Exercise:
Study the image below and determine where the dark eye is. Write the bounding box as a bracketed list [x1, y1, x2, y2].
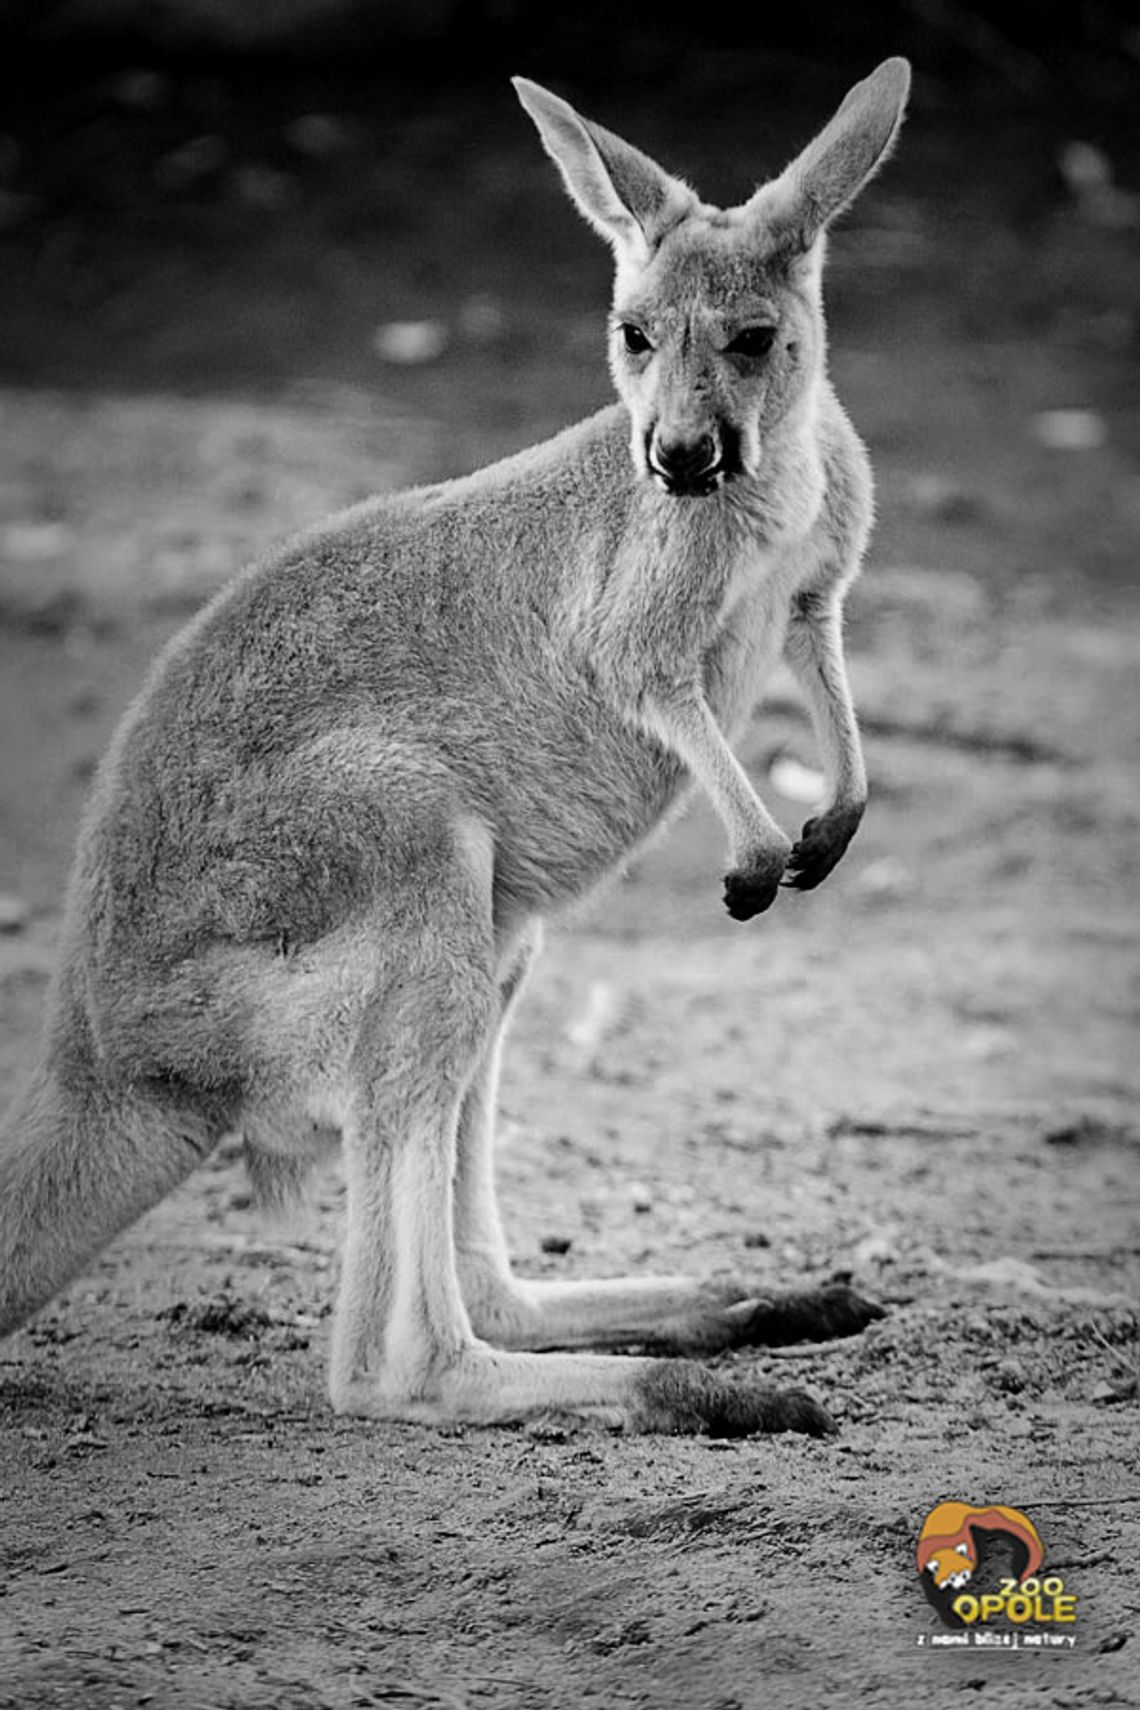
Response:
[726, 326, 777, 358]
[621, 323, 652, 355]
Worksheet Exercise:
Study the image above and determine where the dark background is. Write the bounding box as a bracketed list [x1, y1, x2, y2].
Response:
[1, 0, 1137, 604]
[0, 2, 1137, 409]
[2, 3, 1138, 596]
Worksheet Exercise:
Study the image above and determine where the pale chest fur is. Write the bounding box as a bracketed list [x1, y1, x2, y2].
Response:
[581, 447, 821, 696]
[481, 504, 821, 916]
[662, 453, 828, 737]
[706, 538, 806, 736]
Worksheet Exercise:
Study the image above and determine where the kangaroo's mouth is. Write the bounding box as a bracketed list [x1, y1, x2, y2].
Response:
[644, 430, 726, 498]
[642, 424, 749, 496]
[652, 463, 726, 498]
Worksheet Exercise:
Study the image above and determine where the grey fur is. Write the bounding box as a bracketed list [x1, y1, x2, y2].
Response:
[0, 63, 910, 1433]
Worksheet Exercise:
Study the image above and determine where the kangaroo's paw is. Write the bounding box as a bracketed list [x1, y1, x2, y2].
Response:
[633, 1361, 836, 1437]
[723, 1282, 886, 1348]
[723, 843, 791, 920]
[783, 802, 864, 892]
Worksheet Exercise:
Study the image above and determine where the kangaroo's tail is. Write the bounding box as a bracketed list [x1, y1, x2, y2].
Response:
[0, 1060, 220, 1339]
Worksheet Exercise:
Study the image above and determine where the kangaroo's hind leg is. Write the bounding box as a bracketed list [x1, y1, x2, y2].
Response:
[450, 919, 544, 1328]
[327, 824, 833, 1435]
[452, 923, 883, 1361]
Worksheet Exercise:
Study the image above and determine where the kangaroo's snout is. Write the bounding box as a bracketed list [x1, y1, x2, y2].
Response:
[648, 431, 721, 497]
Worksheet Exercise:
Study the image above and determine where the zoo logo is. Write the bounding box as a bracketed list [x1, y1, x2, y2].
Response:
[916, 1501, 1077, 1632]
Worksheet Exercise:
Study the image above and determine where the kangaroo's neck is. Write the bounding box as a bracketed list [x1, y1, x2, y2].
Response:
[721, 406, 827, 545]
[572, 414, 820, 693]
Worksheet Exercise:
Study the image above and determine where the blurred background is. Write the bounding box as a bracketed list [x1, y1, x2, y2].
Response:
[0, 5, 1136, 424]
[0, 4, 1137, 593]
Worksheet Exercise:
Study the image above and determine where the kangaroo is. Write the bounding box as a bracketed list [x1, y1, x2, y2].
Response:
[0, 61, 910, 1435]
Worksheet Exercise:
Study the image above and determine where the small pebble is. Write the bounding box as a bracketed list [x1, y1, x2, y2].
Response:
[852, 856, 915, 901]
[1031, 409, 1107, 452]
[0, 894, 30, 933]
[372, 320, 449, 365]
[994, 1356, 1027, 1394]
[629, 1182, 653, 1214]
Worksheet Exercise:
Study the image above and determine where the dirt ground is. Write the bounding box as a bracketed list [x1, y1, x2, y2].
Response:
[0, 51, 1138, 1710]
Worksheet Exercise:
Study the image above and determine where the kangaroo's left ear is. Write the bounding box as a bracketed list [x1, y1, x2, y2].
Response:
[513, 76, 696, 260]
[754, 58, 911, 250]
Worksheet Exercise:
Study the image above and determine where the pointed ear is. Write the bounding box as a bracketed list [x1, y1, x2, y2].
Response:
[758, 57, 911, 249]
[512, 76, 695, 259]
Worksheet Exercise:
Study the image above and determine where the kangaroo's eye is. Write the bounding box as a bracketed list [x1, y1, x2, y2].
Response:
[621, 323, 653, 355]
[726, 326, 777, 358]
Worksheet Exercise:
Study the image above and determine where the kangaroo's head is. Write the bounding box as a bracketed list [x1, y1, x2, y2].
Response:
[514, 63, 910, 497]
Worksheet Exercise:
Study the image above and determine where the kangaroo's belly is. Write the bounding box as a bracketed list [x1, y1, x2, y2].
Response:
[478, 702, 689, 914]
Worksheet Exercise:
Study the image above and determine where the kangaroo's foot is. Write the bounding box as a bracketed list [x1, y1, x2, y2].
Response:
[462, 1269, 884, 1357]
[618, 1279, 885, 1356]
[633, 1360, 836, 1437]
[710, 1280, 885, 1350]
[330, 1344, 837, 1437]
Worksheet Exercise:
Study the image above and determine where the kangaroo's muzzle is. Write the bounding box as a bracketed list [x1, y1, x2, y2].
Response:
[647, 431, 723, 497]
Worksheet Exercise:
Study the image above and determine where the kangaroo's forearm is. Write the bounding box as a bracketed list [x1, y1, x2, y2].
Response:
[783, 592, 867, 810]
[779, 588, 868, 896]
[638, 687, 785, 863]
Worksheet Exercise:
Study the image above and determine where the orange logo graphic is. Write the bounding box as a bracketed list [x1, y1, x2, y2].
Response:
[918, 1500, 1044, 1594]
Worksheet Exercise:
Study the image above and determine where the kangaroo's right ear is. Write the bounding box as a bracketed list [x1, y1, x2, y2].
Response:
[512, 77, 696, 260]
[758, 57, 911, 250]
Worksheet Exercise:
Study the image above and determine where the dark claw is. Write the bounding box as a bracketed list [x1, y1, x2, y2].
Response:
[724, 1282, 887, 1349]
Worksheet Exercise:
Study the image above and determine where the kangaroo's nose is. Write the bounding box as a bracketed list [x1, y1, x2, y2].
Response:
[649, 433, 720, 494]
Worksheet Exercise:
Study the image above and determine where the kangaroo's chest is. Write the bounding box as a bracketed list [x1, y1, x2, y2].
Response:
[487, 534, 803, 915]
[702, 536, 804, 731]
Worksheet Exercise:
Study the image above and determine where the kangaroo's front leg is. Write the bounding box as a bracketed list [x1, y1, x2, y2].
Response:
[641, 687, 792, 921]
[781, 587, 868, 891]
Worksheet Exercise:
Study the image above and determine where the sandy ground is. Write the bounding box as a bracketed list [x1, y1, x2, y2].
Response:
[1, 58, 1139, 1709]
